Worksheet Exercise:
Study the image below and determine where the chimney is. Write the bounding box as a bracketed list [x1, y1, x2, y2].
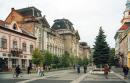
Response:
[11, 8, 15, 11]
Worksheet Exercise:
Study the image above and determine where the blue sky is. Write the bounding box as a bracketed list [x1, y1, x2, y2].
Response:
[0, 0, 126, 48]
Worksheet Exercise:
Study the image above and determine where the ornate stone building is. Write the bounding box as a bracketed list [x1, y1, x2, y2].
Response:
[5, 7, 50, 52]
[115, 0, 130, 68]
[0, 6, 91, 70]
[79, 42, 91, 59]
[0, 20, 36, 71]
[51, 19, 80, 56]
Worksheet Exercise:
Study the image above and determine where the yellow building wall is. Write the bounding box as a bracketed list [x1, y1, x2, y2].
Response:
[128, 52, 130, 68]
[128, 32, 130, 68]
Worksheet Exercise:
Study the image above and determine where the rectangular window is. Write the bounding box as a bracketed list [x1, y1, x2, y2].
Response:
[30, 45, 33, 53]
[129, 12, 130, 15]
[2, 38, 7, 49]
[13, 41, 17, 49]
[22, 43, 26, 52]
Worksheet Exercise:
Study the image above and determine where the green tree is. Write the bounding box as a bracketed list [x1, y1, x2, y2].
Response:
[69, 55, 75, 66]
[82, 58, 89, 65]
[60, 51, 70, 67]
[93, 27, 110, 67]
[109, 48, 115, 66]
[43, 51, 52, 66]
[52, 55, 60, 68]
[32, 48, 43, 66]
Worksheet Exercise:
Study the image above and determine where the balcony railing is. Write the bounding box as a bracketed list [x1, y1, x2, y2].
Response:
[10, 48, 23, 56]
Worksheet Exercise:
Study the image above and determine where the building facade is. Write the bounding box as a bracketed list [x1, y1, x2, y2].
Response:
[79, 42, 91, 59]
[0, 7, 91, 71]
[0, 20, 36, 71]
[51, 19, 80, 56]
[115, 0, 130, 68]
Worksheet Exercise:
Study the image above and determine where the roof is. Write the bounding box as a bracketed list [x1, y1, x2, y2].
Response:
[80, 42, 88, 46]
[126, 0, 130, 11]
[0, 20, 7, 25]
[119, 25, 128, 30]
[16, 6, 42, 17]
[51, 18, 75, 31]
[0, 26, 36, 39]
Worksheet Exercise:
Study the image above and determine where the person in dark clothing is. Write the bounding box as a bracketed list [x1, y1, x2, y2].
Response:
[15, 65, 21, 78]
[27, 66, 31, 74]
[83, 65, 87, 73]
[77, 64, 80, 74]
[123, 65, 129, 79]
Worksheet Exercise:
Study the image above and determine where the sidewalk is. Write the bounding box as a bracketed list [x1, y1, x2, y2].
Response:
[0, 68, 72, 79]
[111, 66, 130, 79]
[0, 72, 39, 79]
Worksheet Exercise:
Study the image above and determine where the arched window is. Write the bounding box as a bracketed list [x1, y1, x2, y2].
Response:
[13, 23, 17, 30]
[22, 42, 26, 52]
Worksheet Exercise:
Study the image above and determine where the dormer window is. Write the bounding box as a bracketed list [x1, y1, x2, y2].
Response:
[57, 25, 60, 28]
[129, 12, 130, 15]
[13, 23, 17, 30]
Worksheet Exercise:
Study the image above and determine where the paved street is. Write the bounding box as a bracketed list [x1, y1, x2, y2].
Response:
[0, 67, 129, 83]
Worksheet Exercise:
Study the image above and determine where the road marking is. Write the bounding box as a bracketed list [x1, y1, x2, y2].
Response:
[70, 70, 92, 83]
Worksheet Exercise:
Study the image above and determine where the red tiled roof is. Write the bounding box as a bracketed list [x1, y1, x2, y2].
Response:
[119, 25, 128, 30]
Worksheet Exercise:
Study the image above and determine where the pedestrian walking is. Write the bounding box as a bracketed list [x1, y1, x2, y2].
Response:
[37, 67, 41, 76]
[104, 64, 110, 79]
[83, 65, 87, 73]
[15, 65, 21, 78]
[77, 64, 80, 74]
[123, 65, 129, 79]
[27, 66, 31, 74]
[40, 67, 44, 77]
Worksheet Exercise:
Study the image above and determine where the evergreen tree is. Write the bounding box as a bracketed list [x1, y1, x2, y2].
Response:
[93, 27, 110, 66]
[109, 48, 115, 66]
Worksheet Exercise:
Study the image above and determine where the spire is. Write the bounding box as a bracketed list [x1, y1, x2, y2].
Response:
[126, 0, 130, 11]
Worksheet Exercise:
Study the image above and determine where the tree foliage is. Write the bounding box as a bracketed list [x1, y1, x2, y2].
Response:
[60, 51, 70, 67]
[109, 48, 115, 66]
[43, 51, 52, 66]
[93, 27, 110, 66]
[32, 48, 43, 66]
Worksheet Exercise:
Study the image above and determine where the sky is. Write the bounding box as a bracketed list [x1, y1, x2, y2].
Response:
[0, 0, 127, 48]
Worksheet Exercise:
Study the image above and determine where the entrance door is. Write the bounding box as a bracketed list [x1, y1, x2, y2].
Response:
[12, 59, 18, 68]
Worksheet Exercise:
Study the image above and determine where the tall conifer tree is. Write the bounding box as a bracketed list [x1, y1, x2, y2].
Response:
[93, 27, 110, 66]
